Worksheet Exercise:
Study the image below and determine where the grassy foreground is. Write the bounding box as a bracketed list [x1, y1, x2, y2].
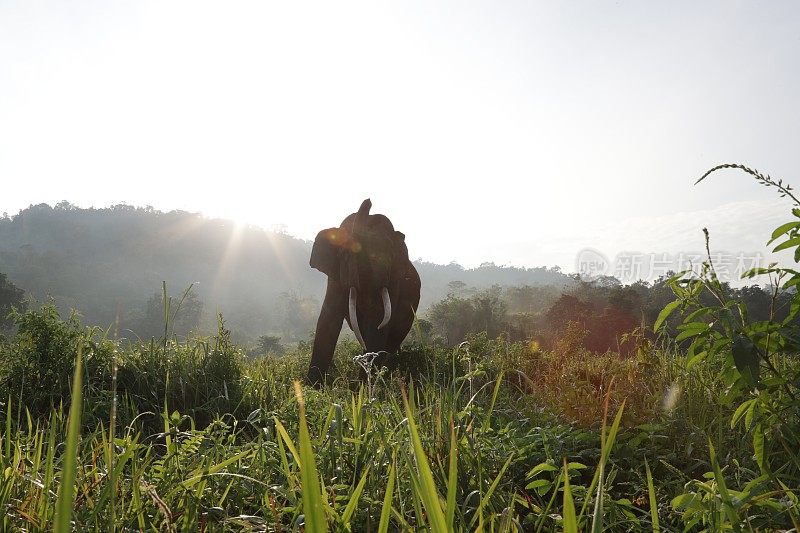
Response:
[0, 309, 796, 532]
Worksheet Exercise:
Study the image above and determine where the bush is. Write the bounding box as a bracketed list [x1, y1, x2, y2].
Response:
[0, 305, 113, 417]
[116, 317, 245, 427]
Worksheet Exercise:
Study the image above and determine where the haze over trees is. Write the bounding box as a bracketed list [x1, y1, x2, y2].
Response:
[0, 202, 788, 357]
[0, 203, 574, 343]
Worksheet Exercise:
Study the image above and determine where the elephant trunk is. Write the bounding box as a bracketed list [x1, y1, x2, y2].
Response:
[352, 199, 372, 238]
[378, 287, 392, 330]
[348, 287, 367, 350]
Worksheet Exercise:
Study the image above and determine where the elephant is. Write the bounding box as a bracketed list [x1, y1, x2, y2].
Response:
[307, 199, 421, 385]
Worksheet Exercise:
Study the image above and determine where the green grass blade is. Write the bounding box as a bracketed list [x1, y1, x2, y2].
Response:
[275, 427, 296, 494]
[602, 400, 625, 464]
[645, 459, 660, 532]
[709, 440, 742, 531]
[4, 395, 11, 461]
[581, 400, 625, 523]
[446, 421, 458, 530]
[562, 460, 578, 533]
[53, 344, 84, 533]
[318, 405, 336, 447]
[274, 417, 302, 469]
[481, 372, 504, 433]
[469, 454, 514, 530]
[180, 448, 253, 488]
[294, 382, 327, 532]
[535, 469, 563, 533]
[378, 457, 397, 533]
[341, 465, 370, 524]
[590, 461, 605, 533]
[402, 389, 449, 533]
[107, 354, 118, 531]
[408, 466, 425, 530]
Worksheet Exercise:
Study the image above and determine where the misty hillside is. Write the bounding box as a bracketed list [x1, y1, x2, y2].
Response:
[0, 202, 574, 342]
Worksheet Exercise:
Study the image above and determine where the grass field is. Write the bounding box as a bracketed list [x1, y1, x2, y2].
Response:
[0, 303, 796, 531]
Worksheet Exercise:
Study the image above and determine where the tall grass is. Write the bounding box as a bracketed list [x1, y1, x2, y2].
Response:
[0, 294, 797, 529]
[52, 344, 83, 533]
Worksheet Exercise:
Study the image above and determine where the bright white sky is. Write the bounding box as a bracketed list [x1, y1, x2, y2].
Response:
[1, 1, 799, 278]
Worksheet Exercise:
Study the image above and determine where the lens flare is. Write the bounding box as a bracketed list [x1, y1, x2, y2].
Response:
[662, 383, 681, 412]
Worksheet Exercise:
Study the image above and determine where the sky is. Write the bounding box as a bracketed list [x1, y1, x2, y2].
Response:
[1, 1, 799, 281]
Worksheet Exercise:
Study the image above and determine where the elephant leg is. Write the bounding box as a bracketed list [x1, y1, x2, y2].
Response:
[308, 279, 346, 386]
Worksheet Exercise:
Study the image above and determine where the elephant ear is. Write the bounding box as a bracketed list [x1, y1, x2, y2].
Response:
[310, 228, 343, 277]
[393, 231, 410, 265]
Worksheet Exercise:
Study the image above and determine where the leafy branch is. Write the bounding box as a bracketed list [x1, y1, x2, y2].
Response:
[696, 163, 800, 206]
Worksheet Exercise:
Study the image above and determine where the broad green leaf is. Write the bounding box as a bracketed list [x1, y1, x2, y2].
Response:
[654, 300, 680, 332]
[528, 462, 558, 476]
[769, 221, 800, 244]
[671, 493, 695, 511]
[740, 267, 780, 279]
[753, 424, 765, 473]
[731, 334, 760, 386]
[772, 236, 800, 253]
[675, 328, 707, 342]
[782, 275, 800, 290]
[686, 350, 708, 369]
[685, 307, 713, 322]
[730, 399, 756, 429]
[744, 399, 757, 430]
[525, 478, 552, 493]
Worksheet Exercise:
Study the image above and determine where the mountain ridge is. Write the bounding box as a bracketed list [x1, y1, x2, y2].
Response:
[0, 202, 574, 341]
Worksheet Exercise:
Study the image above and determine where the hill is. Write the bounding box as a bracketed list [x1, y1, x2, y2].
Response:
[0, 202, 574, 342]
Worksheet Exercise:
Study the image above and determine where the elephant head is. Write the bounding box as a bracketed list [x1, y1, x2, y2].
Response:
[308, 199, 421, 384]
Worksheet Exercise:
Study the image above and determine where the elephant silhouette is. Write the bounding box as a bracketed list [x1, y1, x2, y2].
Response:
[307, 199, 421, 385]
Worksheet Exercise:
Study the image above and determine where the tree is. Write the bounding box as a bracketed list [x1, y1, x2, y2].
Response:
[254, 334, 284, 356]
[471, 288, 507, 339]
[447, 280, 467, 295]
[274, 291, 318, 342]
[0, 273, 25, 331]
[138, 289, 204, 340]
[545, 294, 593, 330]
[428, 287, 508, 345]
[429, 295, 474, 345]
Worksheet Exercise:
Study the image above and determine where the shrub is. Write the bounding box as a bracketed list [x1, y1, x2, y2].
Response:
[0, 304, 113, 417]
[115, 317, 244, 427]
